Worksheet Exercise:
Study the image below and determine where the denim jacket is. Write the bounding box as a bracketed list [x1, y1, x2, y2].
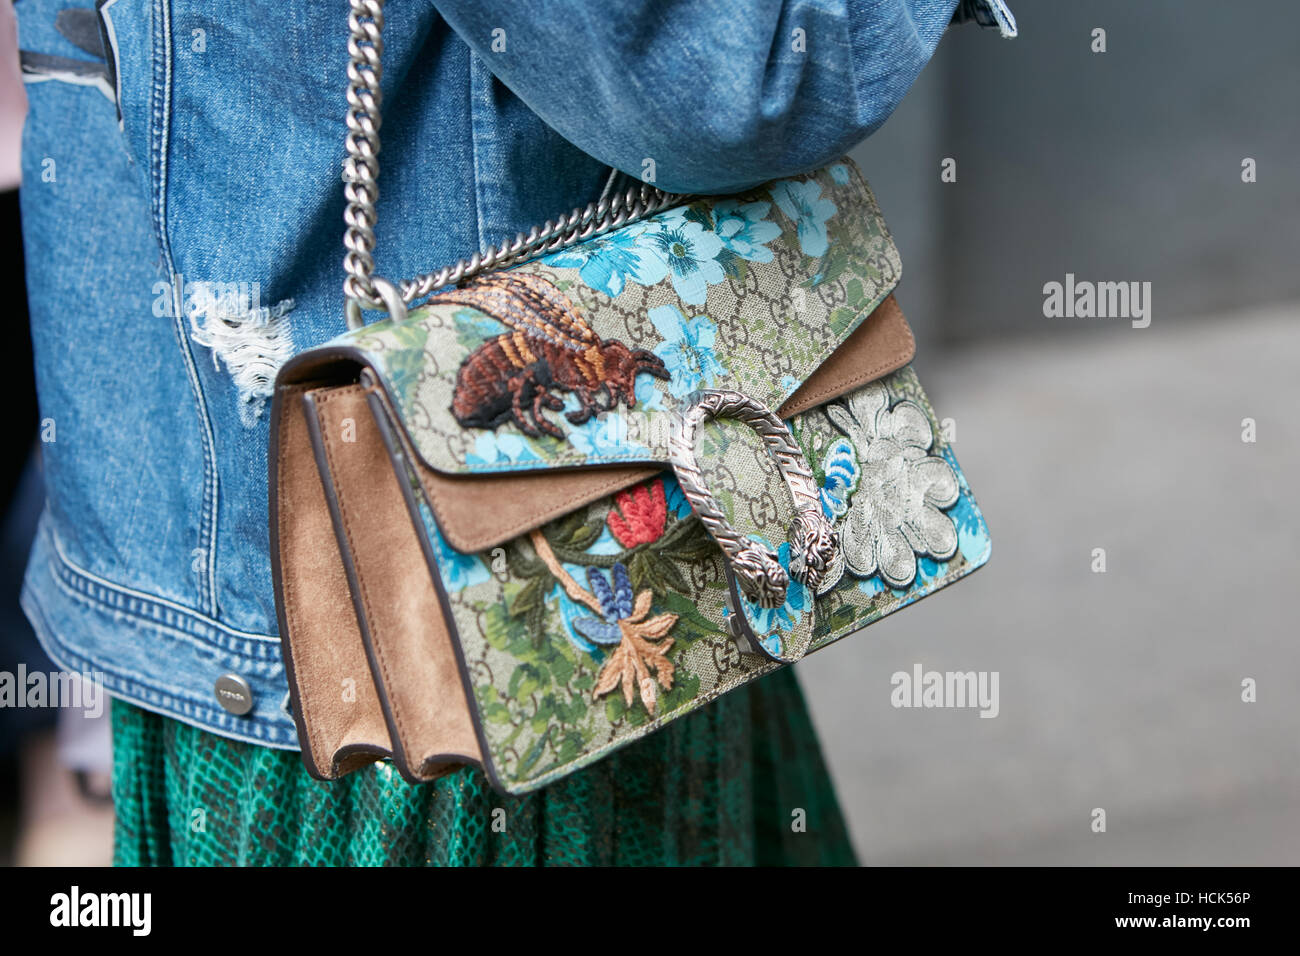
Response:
[16, 0, 1013, 748]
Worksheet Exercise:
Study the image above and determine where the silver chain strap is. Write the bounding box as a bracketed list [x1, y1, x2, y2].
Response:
[342, 0, 386, 316]
[341, 0, 681, 328]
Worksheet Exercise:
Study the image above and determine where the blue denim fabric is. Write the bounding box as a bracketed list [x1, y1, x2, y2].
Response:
[16, 0, 1010, 747]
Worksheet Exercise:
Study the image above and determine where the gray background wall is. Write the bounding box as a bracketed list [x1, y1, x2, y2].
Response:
[799, 0, 1300, 864]
[850, 0, 1300, 347]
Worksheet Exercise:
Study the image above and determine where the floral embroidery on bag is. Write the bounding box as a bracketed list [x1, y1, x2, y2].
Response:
[816, 436, 860, 520]
[353, 167, 888, 480]
[527, 531, 678, 715]
[500, 475, 718, 717]
[607, 481, 669, 548]
[824, 382, 960, 588]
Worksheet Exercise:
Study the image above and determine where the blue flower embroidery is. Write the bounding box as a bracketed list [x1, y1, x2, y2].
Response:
[818, 436, 860, 520]
[829, 164, 851, 186]
[639, 210, 726, 304]
[541, 225, 667, 298]
[570, 563, 636, 647]
[770, 178, 837, 258]
[649, 303, 726, 398]
[712, 199, 781, 264]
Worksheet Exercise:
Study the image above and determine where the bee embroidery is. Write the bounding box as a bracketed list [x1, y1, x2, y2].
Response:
[437, 272, 670, 439]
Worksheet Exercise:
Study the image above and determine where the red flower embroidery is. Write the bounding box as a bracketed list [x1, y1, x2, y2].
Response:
[608, 479, 668, 548]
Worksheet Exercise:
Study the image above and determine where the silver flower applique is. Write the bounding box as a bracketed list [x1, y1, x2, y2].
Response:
[825, 383, 960, 588]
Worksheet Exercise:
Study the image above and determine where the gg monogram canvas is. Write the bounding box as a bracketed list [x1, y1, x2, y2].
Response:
[271, 159, 991, 794]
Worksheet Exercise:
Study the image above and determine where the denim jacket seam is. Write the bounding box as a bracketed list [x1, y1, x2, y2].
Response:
[50, 569, 284, 666]
[46, 527, 280, 651]
[149, 0, 221, 619]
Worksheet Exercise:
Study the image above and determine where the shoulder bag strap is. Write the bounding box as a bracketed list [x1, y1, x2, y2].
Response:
[340, 0, 682, 329]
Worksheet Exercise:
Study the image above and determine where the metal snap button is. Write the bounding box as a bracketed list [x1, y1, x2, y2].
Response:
[214, 673, 254, 716]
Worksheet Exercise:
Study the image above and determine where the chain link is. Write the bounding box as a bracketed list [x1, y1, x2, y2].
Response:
[342, 0, 385, 310]
[342, 0, 682, 321]
[395, 183, 681, 305]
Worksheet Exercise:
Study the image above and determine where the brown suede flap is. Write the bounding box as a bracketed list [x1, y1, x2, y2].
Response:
[274, 383, 394, 777]
[309, 385, 483, 779]
[422, 294, 915, 552]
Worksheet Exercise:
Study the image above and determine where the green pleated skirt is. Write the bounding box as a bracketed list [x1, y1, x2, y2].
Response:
[111, 668, 857, 866]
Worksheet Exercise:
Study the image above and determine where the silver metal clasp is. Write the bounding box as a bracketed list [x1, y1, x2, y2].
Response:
[667, 389, 840, 609]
